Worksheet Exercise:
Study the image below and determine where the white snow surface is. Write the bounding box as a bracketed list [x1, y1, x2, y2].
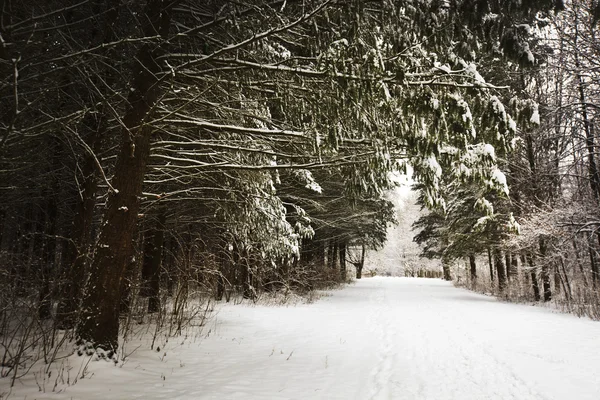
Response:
[5, 278, 600, 399]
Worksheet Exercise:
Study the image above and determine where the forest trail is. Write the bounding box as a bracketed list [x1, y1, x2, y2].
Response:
[6, 278, 600, 400]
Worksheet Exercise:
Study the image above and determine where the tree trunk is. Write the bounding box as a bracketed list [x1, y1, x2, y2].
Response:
[216, 236, 230, 301]
[78, 133, 152, 352]
[558, 255, 572, 301]
[356, 243, 366, 279]
[494, 248, 507, 291]
[327, 240, 339, 269]
[487, 248, 494, 284]
[301, 237, 318, 266]
[511, 254, 519, 280]
[316, 239, 326, 267]
[442, 256, 451, 281]
[141, 212, 166, 313]
[553, 264, 562, 295]
[527, 254, 541, 301]
[77, 0, 173, 354]
[572, 239, 589, 287]
[162, 234, 175, 297]
[56, 147, 100, 328]
[539, 239, 552, 302]
[38, 194, 58, 320]
[505, 252, 512, 282]
[469, 254, 477, 287]
[574, 13, 600, 200]
[588, 240, 599, 288]
[242, 254, 256, 300]
[339, 241, 347, 281]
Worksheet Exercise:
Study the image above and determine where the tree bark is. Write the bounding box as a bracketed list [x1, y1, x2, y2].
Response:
[487, 248, 495, 284]
[327, 239, 339, 269]
[356, 243, 366, 279]
[38, 194, 58, 320]
[539, 239, 552, 302]
[572, 239, 589, 287]
[574, 12, 600, 200]
[57, 0, 124, 329]
[511, 254, 519, 281]
[56, 143, 100, 328]
[588, 240, 599, 288]
[442, 256, 451, 281]
[527, 254, 541, 301]
[242, 261, 256, 300]
[505, 252, 512, 282]
[558, 255, 572, 301]
[77, 0, 173, 354]
[494, 248, 507, 291]
[469, 254, 477, 287]
[141, 212, 166, 313]
[339, 241, 347, 281]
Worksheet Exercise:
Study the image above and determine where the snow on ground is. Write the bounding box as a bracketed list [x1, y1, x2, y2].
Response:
[4, 277, 600, 399]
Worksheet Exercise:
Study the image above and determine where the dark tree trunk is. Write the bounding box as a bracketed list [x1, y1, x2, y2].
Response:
[575, 16, 600, 200]
[356, 267, 362, 279]
[542, 271, 552, 302]
[511, 254, 518, 281]
[38, 194, 58, 320]
[316, 239, 326, 267]
[327, 240, 339, 269]
[487, 248, 495, 284]
[56, 0, 120, 329]
[494, 248, 507, 291]
[572, 239, 589, 287]
[527, 254, 541, 301]
[505, 252, 512, 281]
[521, 254, 530, 291]
[594, 234, 600, 286]
[77, 133, 151, 351]
[301, 237, 318, 266]
[553, 264, 562, 295]
[539, 239, 552, 302]
[469, 254, 477, 287]
[339, 241, 347, 281]
[119, 224, 142, 316]
[77, 0, 173, 354]
[216, 274, 225, 301]
[356, 243, 366, 279]
[442, 259, 451, 281]
[141, 213, 166, 313]
[162, 234, 176, 297]
[216, 235, 229, 301]
[56, 140, 100, 328]
[558, 256, 572, 301]
[589, 240, 599, 288]
[0, 1, 17, 149]
[13, 208, 37, 296]
[242, 253, 256, 300]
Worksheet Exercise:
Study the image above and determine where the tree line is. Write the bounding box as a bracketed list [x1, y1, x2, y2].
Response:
[414, 0, 600, 320]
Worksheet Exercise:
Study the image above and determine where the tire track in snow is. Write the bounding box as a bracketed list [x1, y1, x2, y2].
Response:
[366, 280, 396, 400]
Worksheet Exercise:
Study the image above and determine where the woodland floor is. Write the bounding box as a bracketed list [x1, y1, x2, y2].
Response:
[3, 277, 600, 399]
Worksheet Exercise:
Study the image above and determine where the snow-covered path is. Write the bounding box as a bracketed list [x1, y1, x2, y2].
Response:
[6, 277, 600, 399]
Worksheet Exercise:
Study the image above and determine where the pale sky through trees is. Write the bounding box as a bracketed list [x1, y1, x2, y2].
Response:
[366, 171, 439, 276]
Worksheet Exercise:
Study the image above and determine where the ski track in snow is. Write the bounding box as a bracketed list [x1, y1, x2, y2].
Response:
[4, 277, 600, 400]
